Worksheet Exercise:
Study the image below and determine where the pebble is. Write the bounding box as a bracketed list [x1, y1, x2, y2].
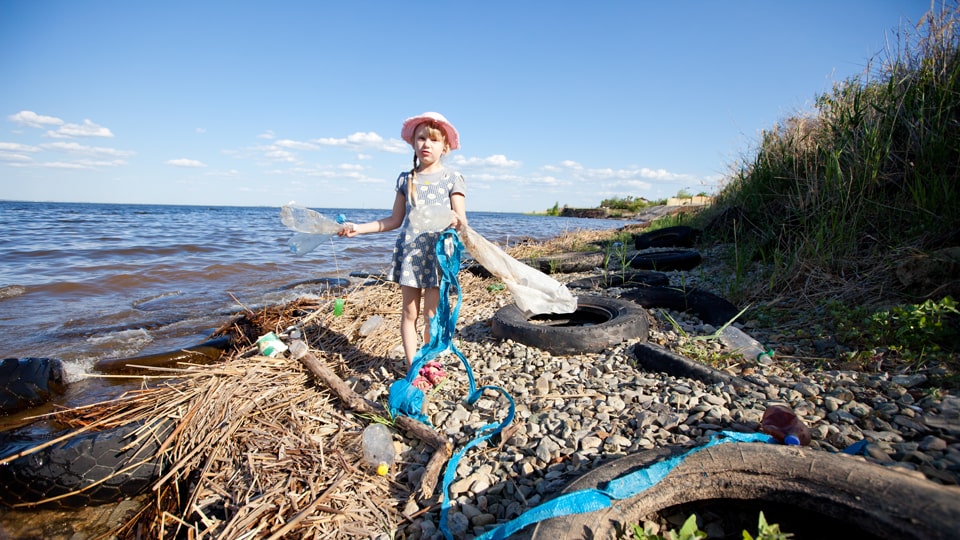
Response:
[366, 262, 960, 539]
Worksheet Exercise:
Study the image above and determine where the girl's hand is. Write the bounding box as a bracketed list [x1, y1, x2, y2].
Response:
[338, 223, 357, 237]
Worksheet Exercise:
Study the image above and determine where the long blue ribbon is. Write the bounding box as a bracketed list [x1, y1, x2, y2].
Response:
[386, 229, 516, 540]
[476, 431, 774, 540]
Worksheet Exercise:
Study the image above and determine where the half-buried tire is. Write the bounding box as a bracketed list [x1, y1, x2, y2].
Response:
[618, 285, 740, 326]
[525, 251, 607, 274]
[632, 342, 757, 390]
[566, 270, 670, 290]
[491, 296, 648, 355]
[632, 225, 702, 249]
[0, 419, 174, 508]
[531, 442, 960, 540]
[0, 358, 66, 414]
[628, 249, 701, 271]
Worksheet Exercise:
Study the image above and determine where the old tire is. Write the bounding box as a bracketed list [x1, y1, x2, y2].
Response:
[532, 442, 960, 540]
[93, 335, 233, 374]
[632, 342, 756, 390]
[618, 285, 740, 326]
[491, 296, 648, 355]
[525, 251, 607, 274]
[0, 358, 66, 414]
[628, 250, 701, 271]
[633, 225, 701, 249]
[566, 271, 670, 290]
[0, 419, 174, 508]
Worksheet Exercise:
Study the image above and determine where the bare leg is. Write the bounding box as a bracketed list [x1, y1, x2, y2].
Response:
[421, 287, 440, 346]
[400, 285, 423, 364]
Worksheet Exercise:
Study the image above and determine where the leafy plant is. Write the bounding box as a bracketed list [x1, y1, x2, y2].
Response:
[826, 296, 959, 364]
[629, 512, 792, 540]
[630, 515, 705, 540]
[601, 240, 631, 285]
[743, 512, 793, 540]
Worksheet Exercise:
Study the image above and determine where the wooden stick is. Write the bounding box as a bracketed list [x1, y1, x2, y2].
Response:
[296, 349, 452, 500]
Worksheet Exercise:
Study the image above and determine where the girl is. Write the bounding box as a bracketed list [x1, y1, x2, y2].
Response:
[339, 112, 467, 388]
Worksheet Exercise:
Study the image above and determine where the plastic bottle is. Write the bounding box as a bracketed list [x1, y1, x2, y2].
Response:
[719, 326, 774, 363]
[361, 423, 396, 476]
[287, 232, 331, 256]
[358, 315, 384, 337]
[760, 404, 811, 446]
[280, 204, 343, 235]
[287, 339, 309, 360]
[408, 205, 455, 232]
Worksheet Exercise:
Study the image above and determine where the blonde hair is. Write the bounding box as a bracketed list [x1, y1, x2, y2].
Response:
[408, 122, 450, 206]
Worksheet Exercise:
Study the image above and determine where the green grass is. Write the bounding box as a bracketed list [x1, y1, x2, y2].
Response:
[681, 2, 959, 371]
[700, 3, 958, 298]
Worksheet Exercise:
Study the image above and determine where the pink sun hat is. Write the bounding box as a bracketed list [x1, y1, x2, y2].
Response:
[400, 112, 460, 151]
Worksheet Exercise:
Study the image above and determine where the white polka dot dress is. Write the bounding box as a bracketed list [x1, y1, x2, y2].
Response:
[387, 168, 466, 288]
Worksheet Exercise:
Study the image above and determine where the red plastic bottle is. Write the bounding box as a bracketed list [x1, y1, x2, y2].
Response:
[760, 405, 811, 446]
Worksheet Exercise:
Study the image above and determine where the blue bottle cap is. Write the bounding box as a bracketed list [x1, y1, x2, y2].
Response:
[784, 434, 801, 445]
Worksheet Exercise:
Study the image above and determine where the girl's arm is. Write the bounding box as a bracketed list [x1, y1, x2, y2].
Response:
[451, 193, 467, 230]
[339, 192, 406, 237]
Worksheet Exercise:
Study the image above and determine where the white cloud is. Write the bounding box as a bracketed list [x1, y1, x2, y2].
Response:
[205, 169, 240, 177]
[314, 131, 407, 153]
[450, 154, 521, 168]
[258, 130, 276, 140]
[0, 142, 40, 153]
[43, 161, 91, 169]
[75, 159, 127, 168]
[196, 127, 206, 134]
[8, 110, 63, 128]
[275, 139, 320, 151]
[166, 158, 207, 168]
[0, 152, 33, 163]
[41, 141, 133, 158]
[47, 119, 114, 138]
[263, 149, 298, 163]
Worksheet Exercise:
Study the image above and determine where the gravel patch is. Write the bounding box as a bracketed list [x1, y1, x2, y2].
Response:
[356, 247, 960, 539]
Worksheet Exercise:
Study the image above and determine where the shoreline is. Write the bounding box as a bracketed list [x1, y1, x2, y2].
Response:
[1, 227, 957, 539]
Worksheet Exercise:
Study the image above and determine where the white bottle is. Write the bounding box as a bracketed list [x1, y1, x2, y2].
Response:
[719, 326, 774, 363]
[358, 315, 384, 337]
[361, 423, 396, 476]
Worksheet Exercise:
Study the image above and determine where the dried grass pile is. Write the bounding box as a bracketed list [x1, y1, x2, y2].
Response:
[26, 227, 615, 539]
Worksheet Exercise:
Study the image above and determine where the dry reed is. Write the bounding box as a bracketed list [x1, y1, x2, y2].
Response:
[17, 228, 614, 538]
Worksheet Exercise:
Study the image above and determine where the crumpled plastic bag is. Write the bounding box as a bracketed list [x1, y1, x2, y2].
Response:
[399, 205, 578, 316]
[458, 221, 577, 316]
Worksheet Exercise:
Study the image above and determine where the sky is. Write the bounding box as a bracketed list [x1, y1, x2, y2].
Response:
[0, 1, 935, 213]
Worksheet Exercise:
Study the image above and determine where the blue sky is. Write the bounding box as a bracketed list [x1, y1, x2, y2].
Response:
[0, 1, 932, 213]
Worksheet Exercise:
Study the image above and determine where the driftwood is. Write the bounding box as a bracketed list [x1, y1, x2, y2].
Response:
[297, 348, 452, 500]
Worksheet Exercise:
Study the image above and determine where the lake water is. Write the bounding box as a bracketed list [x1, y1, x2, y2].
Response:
[0, 201, 638, 535]
[0, 201, 631, 378]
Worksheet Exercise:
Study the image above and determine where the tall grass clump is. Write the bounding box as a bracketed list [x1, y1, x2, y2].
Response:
[696, 2, 960, 308]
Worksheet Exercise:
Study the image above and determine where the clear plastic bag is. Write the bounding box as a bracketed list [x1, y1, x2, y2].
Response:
[280, 203, 342, 234]
[280, 203, 342, 256]
[460, 224, 577, 316]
